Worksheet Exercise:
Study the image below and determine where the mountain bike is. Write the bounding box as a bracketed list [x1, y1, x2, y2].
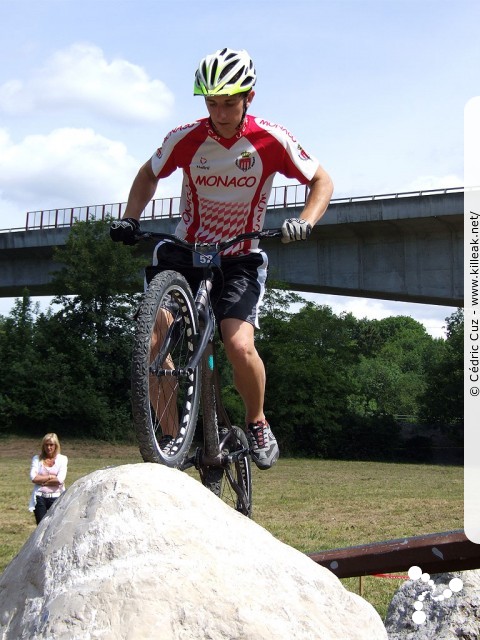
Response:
[130, 228, 281, 517]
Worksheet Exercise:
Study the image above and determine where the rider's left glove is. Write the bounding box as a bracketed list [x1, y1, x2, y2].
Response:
[109, 218, 140, 245]
[281, 218, 312, 244]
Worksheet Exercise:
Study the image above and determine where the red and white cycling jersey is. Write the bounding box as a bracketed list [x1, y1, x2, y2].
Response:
[150, 115, 320, 255]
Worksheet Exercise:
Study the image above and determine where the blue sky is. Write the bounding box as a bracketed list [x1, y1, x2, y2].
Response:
[0, 0, 477, 333]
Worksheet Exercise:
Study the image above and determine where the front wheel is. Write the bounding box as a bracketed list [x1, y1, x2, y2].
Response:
[131, 270, 201, 468]
[202, 427, 253, 517]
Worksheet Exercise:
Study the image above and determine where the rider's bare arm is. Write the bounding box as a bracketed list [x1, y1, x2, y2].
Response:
[299, 165, 334, 228]
[123, 161, 160, 221]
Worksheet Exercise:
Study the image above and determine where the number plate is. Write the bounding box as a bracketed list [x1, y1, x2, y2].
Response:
[192, 250, 221, 267]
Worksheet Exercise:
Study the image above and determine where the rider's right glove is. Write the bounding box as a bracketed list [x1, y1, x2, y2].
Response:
[109, 218, 140, 245]
[281, 217, 312, 244]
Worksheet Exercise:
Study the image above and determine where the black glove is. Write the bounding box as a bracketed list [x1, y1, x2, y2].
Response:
[110, 218, 140, 245]
[281, 218, 312, 244]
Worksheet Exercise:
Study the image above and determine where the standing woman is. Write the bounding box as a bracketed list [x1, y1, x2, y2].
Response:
[29, 433, 68, 524]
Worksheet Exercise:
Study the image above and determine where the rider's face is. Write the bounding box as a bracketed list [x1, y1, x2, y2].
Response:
[204, 91, 254, 138]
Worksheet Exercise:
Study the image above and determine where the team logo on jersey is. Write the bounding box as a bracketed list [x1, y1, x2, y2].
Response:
[155, 147, 163, 159]
[297, 144, 311, 161]
[196, 156, 210, 170]
[235, 151, 255, 172]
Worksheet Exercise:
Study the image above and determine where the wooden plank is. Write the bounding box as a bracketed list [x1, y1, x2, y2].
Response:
[307, 530, 480, 578]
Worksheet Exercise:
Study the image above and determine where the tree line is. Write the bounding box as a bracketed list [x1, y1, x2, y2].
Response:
[0, 220, 463, 461]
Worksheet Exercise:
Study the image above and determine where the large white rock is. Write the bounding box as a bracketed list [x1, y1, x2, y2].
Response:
[0, 464, 387, 639]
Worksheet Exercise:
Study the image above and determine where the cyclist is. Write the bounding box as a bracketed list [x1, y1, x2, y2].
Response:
[111, 47, 333, 470]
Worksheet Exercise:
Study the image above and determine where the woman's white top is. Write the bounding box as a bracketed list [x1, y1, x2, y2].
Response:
[28, 453, 68, 512]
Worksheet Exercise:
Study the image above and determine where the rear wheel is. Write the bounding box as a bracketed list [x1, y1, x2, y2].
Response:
[131, 270, 201, 468]
[202, 427, 252, 517]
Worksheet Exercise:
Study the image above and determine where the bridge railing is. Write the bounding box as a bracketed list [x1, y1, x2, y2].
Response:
[23, 183, 311, 231]
[14, 184, 464, 232]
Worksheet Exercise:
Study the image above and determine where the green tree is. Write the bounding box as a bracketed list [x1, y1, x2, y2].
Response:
[0, 292, 41, 432]
[258, 300, 357, 456]
[45, 218, 146, 439]
[0, 219, 146, 440]
[419, 309, 463, 428]
[349, 316, 437, 418]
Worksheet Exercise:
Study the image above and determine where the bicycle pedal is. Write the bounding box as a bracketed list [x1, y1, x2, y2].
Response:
[227, 448, 248, 463]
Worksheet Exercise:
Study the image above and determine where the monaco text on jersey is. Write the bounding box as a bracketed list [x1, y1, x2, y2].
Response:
[195, 175, 258, 188]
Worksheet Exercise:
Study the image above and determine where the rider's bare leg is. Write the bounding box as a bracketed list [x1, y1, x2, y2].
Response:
[220, 318, 265, 425]
[149, 307, 178, 436]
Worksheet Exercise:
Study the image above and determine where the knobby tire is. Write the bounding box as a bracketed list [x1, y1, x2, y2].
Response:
[131, 270, 201, 468]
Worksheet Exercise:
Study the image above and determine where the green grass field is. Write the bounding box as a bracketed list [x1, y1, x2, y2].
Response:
[0, 436, 463, 620]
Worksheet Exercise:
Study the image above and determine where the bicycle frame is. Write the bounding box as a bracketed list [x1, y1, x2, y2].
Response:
[181, 263, 246, 470]
[136, 228, 282, 472]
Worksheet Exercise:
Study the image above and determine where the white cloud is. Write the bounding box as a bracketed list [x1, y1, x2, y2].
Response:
[0, 43, 174, 123]
[0, 127, 141, 229]
[0, 125, 187, 231]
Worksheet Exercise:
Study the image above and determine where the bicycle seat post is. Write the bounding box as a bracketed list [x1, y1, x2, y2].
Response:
[195, 266, 214, 314]
[195, 284, 209, 314]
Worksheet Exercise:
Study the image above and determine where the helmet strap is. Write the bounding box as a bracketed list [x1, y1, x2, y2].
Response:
[236, 94, 250, 130]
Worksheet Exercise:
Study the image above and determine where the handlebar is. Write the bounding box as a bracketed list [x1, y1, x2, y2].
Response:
[134, 228, 282, 253]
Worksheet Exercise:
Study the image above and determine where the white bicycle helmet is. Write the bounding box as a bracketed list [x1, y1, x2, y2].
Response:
[194, 48, 256, 96]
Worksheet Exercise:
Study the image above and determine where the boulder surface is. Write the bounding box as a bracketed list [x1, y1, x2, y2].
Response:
[0, 463, 387, 639]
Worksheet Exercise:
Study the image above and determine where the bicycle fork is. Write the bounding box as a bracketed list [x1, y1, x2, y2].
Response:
[198, 339, 228, 465]
[198, 340, 251, 513]
[194, 279, 249, 471]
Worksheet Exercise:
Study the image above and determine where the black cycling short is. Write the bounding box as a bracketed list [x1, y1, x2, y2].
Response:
[145, 242, 269, 329]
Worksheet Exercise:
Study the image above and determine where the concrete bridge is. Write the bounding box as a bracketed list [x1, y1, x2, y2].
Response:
[0, 187, 464, 306]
